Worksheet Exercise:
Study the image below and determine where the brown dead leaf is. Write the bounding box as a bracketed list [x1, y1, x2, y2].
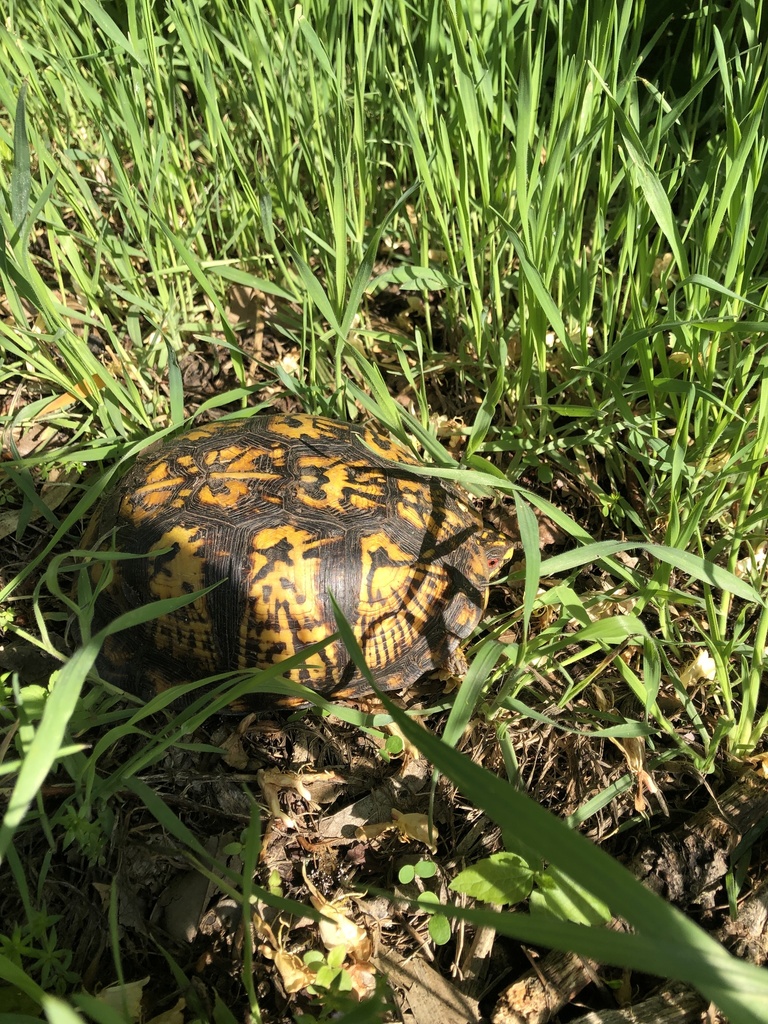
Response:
[346, 959, 378, 999]
[734, 542, 768, 579]
[302, 865, 372, 962]
[608, 734, 668, 816]
[583, 591, 637, 623]
[227, 284, 267, 325]
[162, 834, 239, 943]
[355, 821, 393, 844]
[95, 977, 148, 1020]
[34, 374, 107, 416]
[258, 768, 340, 828]
[391, 809, 438, 852]
[161, 867, 212, 944]
[680, 650, 717, 689]
[2, 421, 52, 460]
[316, 903, 371, 961]
[220, 714, 257, 769]
[147, 998, 186, 1024]
[273, 949, 315, 994]
[653, 252, 675, 289]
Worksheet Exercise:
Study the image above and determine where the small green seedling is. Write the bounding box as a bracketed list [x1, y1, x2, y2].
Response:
[398, 859, 450, 945]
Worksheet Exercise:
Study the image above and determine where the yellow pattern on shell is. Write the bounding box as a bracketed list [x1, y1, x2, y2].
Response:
[82, 413, 512, 709]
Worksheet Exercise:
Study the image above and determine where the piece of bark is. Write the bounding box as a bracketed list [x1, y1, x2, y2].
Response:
[375, 947, 480, 1024]
[567, 983, 705, 1023]
[628, 769, 768, 911]
[491, 944, 604, 1024]
[459, 908, 500, 997]
[491, 769, 764, 1023]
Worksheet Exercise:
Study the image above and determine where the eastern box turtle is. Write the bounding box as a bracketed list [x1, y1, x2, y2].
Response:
[82, 412, 512, 708]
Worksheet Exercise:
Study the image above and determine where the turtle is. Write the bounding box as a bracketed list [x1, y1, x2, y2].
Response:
[81, 412, 512, 709]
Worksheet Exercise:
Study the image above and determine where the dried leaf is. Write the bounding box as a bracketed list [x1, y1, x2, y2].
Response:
[391, 809, 438, 852]
[302, 866, 372, 961]
[147, 997, 186, 1024]
[35, 374, 107, 416]
[220, 724, 251, 769]
[274, 950, 315, 994]
[734, 542, 768, 579]
[608, 733, 668, 815]
[653, 252, 675, 288]
[584, 591, 637, 622]
[318, 912, 371, 960]
[613, 735, 647, 774]
[355, 821, 392, 842]
[680, 650, 717, 689]
[257, 767, 315, 827]
[345, 959, 377, 998]
[252, 913, 279, 948]
[95, 977, 148, 1020]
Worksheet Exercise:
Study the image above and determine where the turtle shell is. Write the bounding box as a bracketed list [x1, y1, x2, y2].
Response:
[82, 412, 511, 708]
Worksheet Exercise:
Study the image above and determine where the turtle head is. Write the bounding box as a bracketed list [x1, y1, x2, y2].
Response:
[479, 529, 514, 577]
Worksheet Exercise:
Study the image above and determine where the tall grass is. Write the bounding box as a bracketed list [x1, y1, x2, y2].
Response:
[1, 0, 767, 1020]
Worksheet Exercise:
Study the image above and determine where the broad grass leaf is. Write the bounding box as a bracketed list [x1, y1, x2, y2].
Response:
[373, 691, 768, 1022]
[530, 866, 612, 926]
[515, 493, 541, 636]
[541, 541, 763, 605]
[11, 84, 30, 235]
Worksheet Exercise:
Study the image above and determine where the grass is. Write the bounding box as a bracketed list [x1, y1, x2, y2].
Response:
[1, 0, 768, 1020]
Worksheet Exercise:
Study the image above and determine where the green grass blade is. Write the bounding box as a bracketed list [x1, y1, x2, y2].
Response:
[10, 82, 30, 237]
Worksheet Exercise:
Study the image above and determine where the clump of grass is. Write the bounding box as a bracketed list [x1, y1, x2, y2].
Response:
[1, 0, 768, 1021]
